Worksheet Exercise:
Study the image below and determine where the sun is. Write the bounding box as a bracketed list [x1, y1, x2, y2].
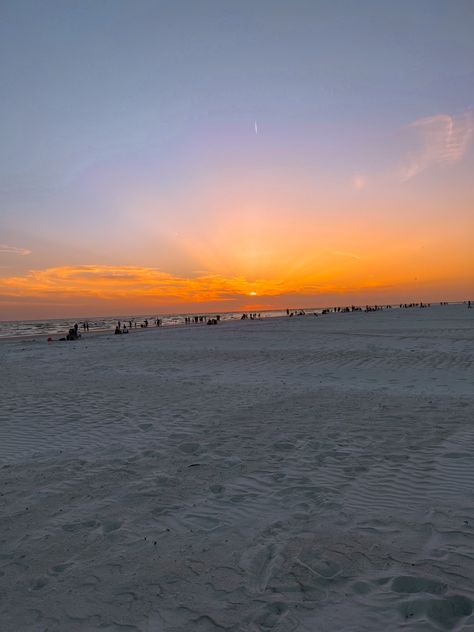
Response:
[249, 291, 257, 296]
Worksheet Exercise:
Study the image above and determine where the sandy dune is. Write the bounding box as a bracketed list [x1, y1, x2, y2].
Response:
[1, 305, 473, 631]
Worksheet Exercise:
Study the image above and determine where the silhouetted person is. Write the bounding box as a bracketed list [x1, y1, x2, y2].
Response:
[67, 327, 80, 340]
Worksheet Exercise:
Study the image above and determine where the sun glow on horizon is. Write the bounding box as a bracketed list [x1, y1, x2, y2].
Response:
[1, 169, 473, 319]
[0, 241, 472, 320]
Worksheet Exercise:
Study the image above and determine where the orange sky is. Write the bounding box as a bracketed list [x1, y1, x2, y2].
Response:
[1, 5, 473, 319]
[1, 191, 473, 318]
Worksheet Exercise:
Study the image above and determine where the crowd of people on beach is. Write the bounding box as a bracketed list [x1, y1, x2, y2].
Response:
[52, 299, 472, 343]
[113, 318, 163, 334]
[60, 321, 90, 340]
[400, 302, 430, 308]
[54, 323, 82, 341]
[184, 315, 221, 324]
[317, 302, 432, 314]
[319, 304, 393, 314]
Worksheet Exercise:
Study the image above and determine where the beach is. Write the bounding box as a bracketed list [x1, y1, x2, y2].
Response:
[1, 304, 473, 631]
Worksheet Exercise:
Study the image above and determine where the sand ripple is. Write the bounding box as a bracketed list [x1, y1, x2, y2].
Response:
[1, 306, 473, 630]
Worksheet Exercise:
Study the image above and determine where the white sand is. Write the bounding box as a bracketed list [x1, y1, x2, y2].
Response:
[1, 305, 474, 631]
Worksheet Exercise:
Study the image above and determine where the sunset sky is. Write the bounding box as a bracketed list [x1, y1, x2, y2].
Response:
[1, 0, 473, 319]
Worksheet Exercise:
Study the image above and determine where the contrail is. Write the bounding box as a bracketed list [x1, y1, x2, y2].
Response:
[254, 120, 258, 135]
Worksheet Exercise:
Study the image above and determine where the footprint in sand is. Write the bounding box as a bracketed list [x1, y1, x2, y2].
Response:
[31, 576, 48, 590]
[209, 484, 225, 494]
[49, 562, 74, 576]
[294, 552, 341, 588]
[240, 542, 282, 594]
[183, 513, 220, 531]
[102, 519, 122, 533]
[359, 574, 473, 629]
[253, 601, 289, 629]
[399, 594, 472, 629]
[391, 575, 447, 595]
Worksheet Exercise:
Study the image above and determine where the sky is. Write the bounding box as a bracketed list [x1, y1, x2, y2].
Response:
[1, 0, 473, 319]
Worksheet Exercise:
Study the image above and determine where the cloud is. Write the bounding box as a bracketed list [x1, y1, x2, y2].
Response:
[0, 244, 31, 256]
[0, 264, 386, 306]
[400, 110, 474, 181]
[0, 265, 281, 302]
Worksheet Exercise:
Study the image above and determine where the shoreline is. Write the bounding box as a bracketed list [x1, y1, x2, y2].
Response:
[0, 315, 265, 344]
[1, 301, 471, 344]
